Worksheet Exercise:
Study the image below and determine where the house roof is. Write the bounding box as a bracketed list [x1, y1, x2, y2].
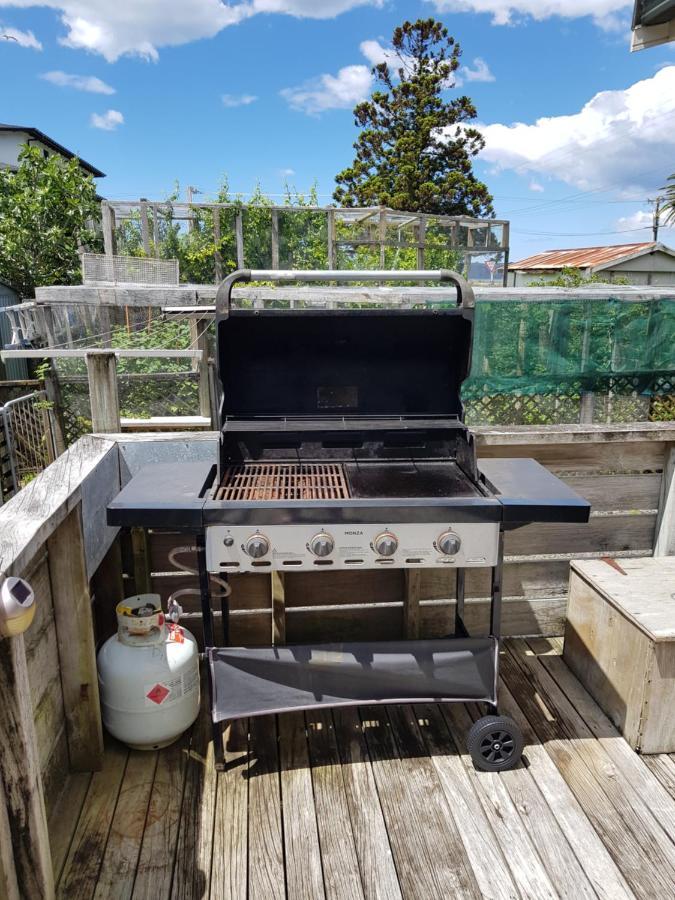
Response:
[0, 124, 105, 178]
[508, 242, 675, 272]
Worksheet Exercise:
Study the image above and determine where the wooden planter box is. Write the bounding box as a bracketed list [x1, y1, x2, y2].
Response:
[564, 557, 675, 754]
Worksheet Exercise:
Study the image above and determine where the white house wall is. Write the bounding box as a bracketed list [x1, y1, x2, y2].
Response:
[0, 131, 30, 169]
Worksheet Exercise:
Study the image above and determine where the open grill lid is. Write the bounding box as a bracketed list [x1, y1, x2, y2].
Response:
[214, 269, 476, 422]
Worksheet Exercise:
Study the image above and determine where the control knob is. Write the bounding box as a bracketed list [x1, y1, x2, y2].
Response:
[244, 533, 270, 558]
[309, 532, 335, 557]
[374, 531, 398, 557]
[437, 530, 461, 556]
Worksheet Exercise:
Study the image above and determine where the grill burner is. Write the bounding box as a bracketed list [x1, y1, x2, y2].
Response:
[216, 463, 350, 502]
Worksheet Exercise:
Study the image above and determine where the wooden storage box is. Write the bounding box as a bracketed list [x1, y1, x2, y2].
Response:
[564, 557, 675, 753]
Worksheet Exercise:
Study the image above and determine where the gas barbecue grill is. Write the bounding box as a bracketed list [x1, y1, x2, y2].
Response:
[109, 269, 590, 771]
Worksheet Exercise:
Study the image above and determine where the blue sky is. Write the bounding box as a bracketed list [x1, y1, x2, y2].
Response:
[1, 0, 674, 260]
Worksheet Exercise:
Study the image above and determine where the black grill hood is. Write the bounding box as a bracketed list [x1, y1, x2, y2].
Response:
[215, 269, 475, 422]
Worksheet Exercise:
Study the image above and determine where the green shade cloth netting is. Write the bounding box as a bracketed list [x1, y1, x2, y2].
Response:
[464, 298, 675, 398]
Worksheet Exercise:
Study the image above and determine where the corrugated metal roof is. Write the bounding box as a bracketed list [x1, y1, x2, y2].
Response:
[509, 242, 659, 271]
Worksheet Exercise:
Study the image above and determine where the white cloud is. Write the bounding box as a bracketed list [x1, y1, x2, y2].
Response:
[427, 0, 631, 31]
[476, 66, 675, 195]
[0, 26, 42, 48]
[41, 70, 115, 93]
[615, 209, 674, 235]
[282, 37, 483, 115]
[279, 167, 296, 176]
[528, 180, 544, 192]
[222, 93, 257, 107]
[463, 57, 495, 82]
[453, 56, 495, 87]
[1, 0, 380, 61]
[90, 109, 124, 130]
[359, 38, 412, 72]
[281, 64, 372, 115]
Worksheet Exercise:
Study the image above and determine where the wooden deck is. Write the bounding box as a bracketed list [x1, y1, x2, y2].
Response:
[50, 638, 675, 900]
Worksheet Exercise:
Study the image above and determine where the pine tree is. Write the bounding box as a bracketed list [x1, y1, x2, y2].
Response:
[334, 19, 494, 217]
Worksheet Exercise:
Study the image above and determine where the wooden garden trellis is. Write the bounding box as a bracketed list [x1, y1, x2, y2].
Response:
[100, 201, 511, 286]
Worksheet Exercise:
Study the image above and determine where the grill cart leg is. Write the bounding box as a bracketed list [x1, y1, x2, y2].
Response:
[467, 527, 524, 771]
[196, 533, 225, 770]
[454, 568, 468, 637]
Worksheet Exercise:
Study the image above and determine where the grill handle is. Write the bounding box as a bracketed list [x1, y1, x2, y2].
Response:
[215, 268, 475, 313]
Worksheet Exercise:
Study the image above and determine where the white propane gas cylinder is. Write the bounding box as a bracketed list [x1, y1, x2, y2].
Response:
[97, 594, 200, 750]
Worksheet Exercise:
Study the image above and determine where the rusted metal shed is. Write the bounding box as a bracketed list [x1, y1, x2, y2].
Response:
[508, 242, 675, 287]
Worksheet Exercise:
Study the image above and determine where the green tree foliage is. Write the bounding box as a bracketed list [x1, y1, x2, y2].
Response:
[334, 18, 493, 216]
[115, 179, 329, 283]
[527, 267, 629, 288]
[0, 144, 101, 297]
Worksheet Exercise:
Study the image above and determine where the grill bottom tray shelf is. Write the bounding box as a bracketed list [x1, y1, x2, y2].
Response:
[208, 637, 497, 721]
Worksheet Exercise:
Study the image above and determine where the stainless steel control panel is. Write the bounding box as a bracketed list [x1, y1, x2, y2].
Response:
[205, 522, 500, 573]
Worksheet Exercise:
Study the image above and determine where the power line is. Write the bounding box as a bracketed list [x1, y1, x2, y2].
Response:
[511, 226, 655, 237]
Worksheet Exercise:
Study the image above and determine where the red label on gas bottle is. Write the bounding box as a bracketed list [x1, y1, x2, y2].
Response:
[146, 683, 170, 705]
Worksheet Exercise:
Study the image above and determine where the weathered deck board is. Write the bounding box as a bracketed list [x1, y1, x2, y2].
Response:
[305, 710, 364, 900]
[464, 699, 596, 900]
[93, 751, 158, 900]
[210, 723, 248, 900]
[443, 702, 558, 900]
[526, 637, 675, 828]
[48, 772, 93, 885]
[501, 644, 675, 898]
[132, 732, 191, 900]
[496, 679, 633, 900]
[361, 703, 480, 898]
[508, 640, 675, 874]
[53, 645, 675, 900]
[332, 708, 402, 900]
[57, 740, 128, 899]
[170, 683, 217, 900]
[247, 715, 285, 900]
[414, 702, 519, 900]
[279, 712, 326, 899]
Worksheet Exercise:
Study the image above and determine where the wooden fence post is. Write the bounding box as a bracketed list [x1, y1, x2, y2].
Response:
[42, 367, 67, 455]
[0, 633, 54, 898]
[271, 209, 280, 270]
[86, 351, 121, 433]
[417, 215, 426, 270]
[501, 221, 510, 287]
[47, 505, 104, 772]
[213, 208, 223, 283]
[140, 199, 151, 256]
[327, 209, 335, 270]
[654, 444, 675, 556]
[152, 205, 161, 257]
[189, 320, 212, 422]
[101, 203, 115, 257]
[235, 211, 244, 269]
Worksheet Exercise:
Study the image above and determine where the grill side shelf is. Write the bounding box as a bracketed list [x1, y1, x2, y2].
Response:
[478, 458, 591, 524]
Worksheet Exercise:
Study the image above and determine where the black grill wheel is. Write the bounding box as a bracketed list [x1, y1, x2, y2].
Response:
[467, 715, 523, 772]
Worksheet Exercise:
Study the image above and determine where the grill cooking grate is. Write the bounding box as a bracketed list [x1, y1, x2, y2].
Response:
[216, 463, 350, 501]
